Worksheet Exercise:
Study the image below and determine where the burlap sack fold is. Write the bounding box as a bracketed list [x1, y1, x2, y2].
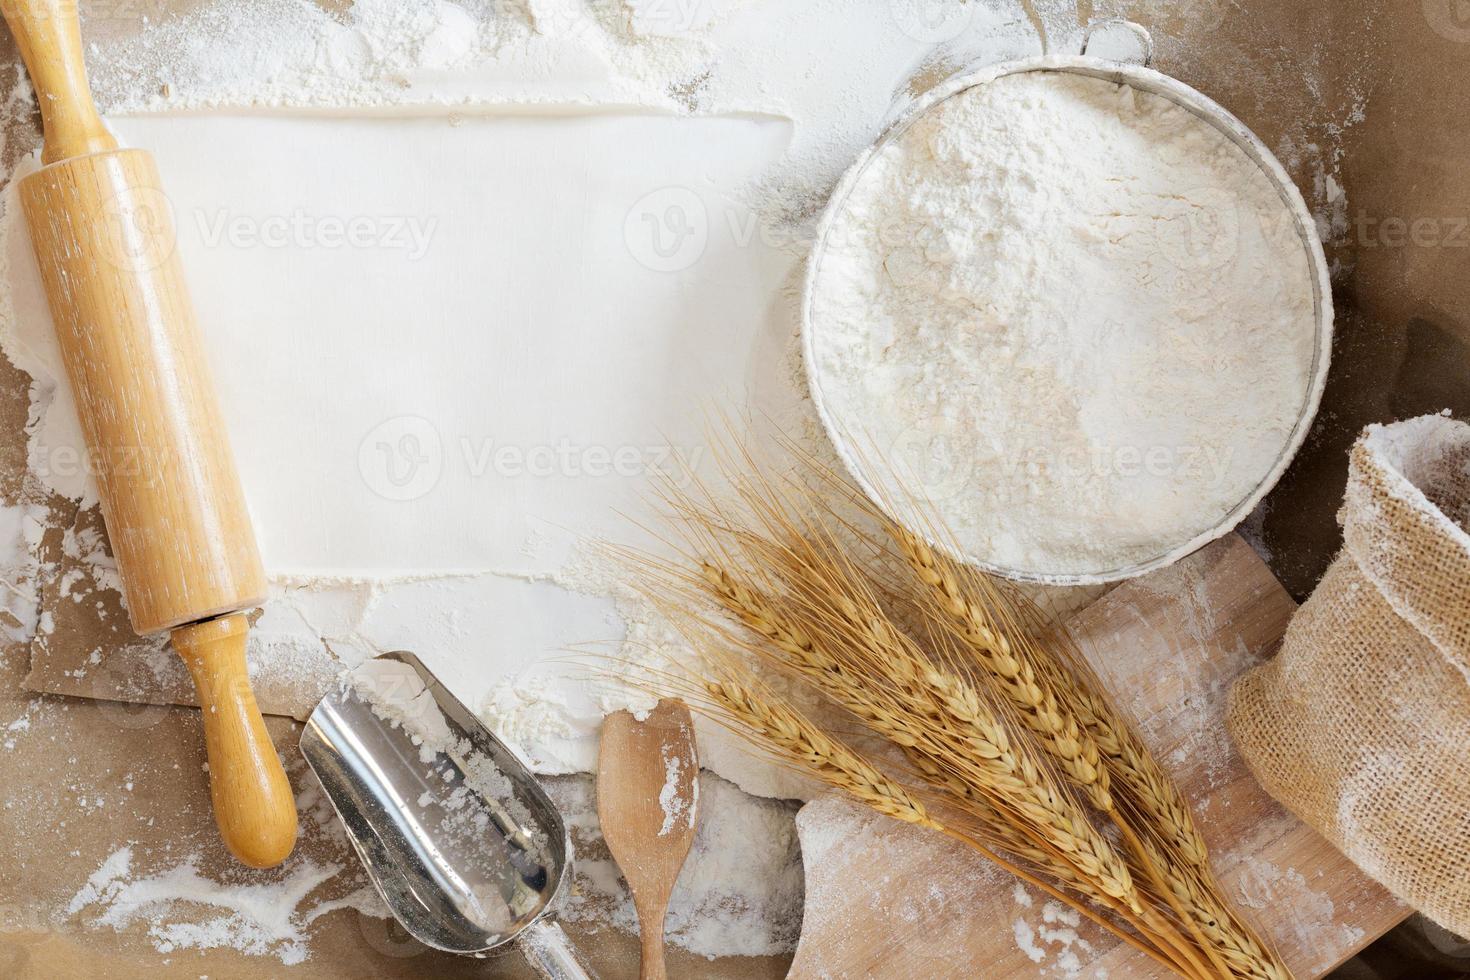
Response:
[1229, 413, 1470, 935]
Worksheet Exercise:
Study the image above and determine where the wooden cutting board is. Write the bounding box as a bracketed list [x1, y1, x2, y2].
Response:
[788, 534, 1408, 979]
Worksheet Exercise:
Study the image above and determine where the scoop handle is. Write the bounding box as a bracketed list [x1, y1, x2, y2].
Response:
[1, 0, 117, 163]
[173, 614, 299, 869]
[516, 919, 594, 980]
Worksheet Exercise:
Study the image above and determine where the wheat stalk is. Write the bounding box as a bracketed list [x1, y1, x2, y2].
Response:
[701, 560, 1141, 911]
[696, 673, 1194, 976]
[619, 432, 1293, 979]
[702, 677, 939, 829]
[886, 522, 1288, 980]
[690, 560, 1227, 979]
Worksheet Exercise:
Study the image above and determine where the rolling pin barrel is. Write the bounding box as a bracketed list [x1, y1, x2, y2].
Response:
[5, 0, 297, 868]
[20, 151, 268, 634]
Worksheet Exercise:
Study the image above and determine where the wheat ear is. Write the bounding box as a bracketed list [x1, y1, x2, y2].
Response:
[891, 526, 1289, 980]
[695, 561, 1232, 980]
[702, 678, 938, 828]
[893, 528, 1251, 973]
[699, 676, 1192, 977]
[702, 563, 1140, 909]
[1164, 860, 1293, 980]
[894, 527, 1112, 809]
[1043, 666, 1293, 979]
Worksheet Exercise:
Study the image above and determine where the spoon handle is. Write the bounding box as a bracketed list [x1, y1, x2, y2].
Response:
[516, 919, 594, 980]
[636, 900, 668, 980]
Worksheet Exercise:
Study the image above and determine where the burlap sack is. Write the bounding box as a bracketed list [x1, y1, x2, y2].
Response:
[1229, 413, 1470, 935]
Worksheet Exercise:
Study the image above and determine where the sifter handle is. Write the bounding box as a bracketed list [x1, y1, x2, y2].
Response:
[1, 0, 117, 163]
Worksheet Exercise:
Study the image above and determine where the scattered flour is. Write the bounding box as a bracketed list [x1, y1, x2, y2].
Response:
[1232, 854, 1365, 970]
[550, 771, 804, 957]
[1013, 915, 1046, 963]
[1009, 886, 1097, 978]
[65, 846, 380, 966]
[0, 0, 1055, 806]
[342, 655, 555, 885]
[808, 69, 1322, 580]
[0, 0, 1375, 969]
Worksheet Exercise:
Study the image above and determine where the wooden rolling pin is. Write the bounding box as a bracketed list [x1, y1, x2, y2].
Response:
[4, 0, 297, 867]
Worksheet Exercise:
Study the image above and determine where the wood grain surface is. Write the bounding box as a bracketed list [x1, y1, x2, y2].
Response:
[788, 535, 1408, 979]
[18, 147, 268, 636]
[172, 612, 298, 868]
[598, 700, 701, 980]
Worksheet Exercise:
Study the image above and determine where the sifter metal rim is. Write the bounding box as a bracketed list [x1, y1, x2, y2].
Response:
[800, 53, 1335, 586]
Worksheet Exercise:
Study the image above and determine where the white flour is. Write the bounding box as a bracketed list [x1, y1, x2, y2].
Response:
[65, 846, 373, 966]
[549, 772, 805, 958]
[0, 0, 1371, 967]
[0, 0, 1055, 801]
[808, 70, 1321, 579]
[657, 746, 695, 836]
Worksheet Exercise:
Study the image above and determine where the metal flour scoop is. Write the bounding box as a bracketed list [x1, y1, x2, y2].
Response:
[300, 652, 592, 979]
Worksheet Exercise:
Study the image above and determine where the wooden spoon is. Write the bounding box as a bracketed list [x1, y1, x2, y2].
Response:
[597, 699, 700, 980]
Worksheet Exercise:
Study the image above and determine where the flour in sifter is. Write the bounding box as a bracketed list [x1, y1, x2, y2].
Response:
[808, 70, 1321, 580]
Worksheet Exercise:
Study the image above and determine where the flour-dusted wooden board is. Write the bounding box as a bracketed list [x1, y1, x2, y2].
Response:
[788, 534, 1408, 979]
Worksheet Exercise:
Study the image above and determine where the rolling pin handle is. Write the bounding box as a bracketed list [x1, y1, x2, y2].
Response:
[5, 0, 283, 870]
[172, 613, 299, 869]
[2, 0, 118, 162]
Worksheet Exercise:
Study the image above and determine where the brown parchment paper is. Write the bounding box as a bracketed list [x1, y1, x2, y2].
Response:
[2, 0, 1467, 977]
